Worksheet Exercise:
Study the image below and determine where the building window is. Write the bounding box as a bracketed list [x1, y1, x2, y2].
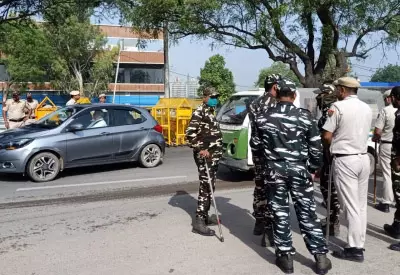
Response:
[115, 64, 164, 84]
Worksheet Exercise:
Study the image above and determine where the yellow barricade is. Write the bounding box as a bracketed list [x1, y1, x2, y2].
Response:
[35, 96, 58, 120]
[151, 98, 202, 146]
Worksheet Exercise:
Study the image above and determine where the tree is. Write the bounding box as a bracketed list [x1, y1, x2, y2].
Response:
[255, 62, 301, 88]
[370, 64, 400, 82]
[198, 54, 235, 103]
[43, 2, 109, 95]
[119, 0, 400, 88]
[0, 21, 56, 99]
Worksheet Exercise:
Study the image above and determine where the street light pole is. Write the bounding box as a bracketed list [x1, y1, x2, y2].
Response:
[163, 22, 170, 98]
[113, 39, 123, 104]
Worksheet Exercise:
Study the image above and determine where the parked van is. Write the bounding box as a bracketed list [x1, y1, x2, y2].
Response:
[216, 88, 384, 175]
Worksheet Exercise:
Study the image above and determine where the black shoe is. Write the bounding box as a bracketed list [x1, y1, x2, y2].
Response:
[205, 214, 219, 226]
[314, 254, 332, 275]
[261, 226, 274, 247]
[389, 242, 400, 251]
[276, 252, 294, 274]
[253, 219, 265, 236]
[322, 219, 340, 237]
[384, 222, 400, 239]
[332, 247, 364, 262]
[375, 203, 390, 213]
[192, 217, 215, 236]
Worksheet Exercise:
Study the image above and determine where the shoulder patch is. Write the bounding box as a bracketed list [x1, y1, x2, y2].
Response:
[327, 109, 335, 117]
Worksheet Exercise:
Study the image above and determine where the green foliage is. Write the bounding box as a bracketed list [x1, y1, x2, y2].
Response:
[119, 0, 400, 87]
[198, 54, 235, 103]
[370, 65, 400, 82]
[255, 62, 301, 88]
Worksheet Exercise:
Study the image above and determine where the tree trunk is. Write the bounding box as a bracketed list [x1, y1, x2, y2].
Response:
[73, 68, 84, 96]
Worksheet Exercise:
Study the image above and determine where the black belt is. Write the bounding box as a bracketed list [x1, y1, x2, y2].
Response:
[9, 118, 24, 122]
[381, 141, 392, 144]
[334, 153, 366, 158]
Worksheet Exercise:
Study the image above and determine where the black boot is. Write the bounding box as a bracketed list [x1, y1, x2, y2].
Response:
[332, 247, 364, 262]
[375, 202, 390, 213]
[261, 226, 274, 247]
[192, 217, 215, 236]
[253, 218, 265, 236]
[321, 219, 340, 237]
[314, 253, 332, 275]
[275, 249, 295, 274]
[384, 221, 400, 239]
[205, 214, 219, 226]
[389, 242, 400, 251]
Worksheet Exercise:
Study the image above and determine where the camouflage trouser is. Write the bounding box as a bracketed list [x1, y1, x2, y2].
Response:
[265, 162, 328, 255]
[193, 150, 222, 220]
[391, 170, 400, 223]
[320, 147, 341, 222]
[252, 155, 273, 228]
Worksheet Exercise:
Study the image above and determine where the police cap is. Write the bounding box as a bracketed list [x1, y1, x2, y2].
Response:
[276, 78, 297, 93]
[70, 90, 79, 96]
[98, 93, 106, 98]
[265, 74, 282, 85]
[383, 89, 391, 98]
[202, 87, 219, 97]
[333, 77, 360, 88]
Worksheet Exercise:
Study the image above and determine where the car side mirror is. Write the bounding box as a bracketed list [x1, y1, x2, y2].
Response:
[68, 123, 84, 132]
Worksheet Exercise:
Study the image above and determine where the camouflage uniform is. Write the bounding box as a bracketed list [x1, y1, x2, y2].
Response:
[315, 84, 341, 226]
[250, 81, 328, 257]
[248, 74, 279, 232]
[385, 105, 400, 241]
[186, 103, 223, 220]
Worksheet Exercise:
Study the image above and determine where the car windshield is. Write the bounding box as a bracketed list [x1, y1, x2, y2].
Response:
[216, 95, 258, 125]
[27, 106, 85, 129]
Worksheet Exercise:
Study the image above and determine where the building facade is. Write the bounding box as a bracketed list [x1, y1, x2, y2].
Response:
[0, 24, 165, 107]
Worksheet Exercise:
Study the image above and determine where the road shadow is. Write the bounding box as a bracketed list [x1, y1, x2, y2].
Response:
[217, 165, 254, 182]
[168, 191, 317, 273]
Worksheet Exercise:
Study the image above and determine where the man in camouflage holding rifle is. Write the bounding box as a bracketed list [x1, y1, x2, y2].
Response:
[186, 87, 223, 237]
[315, 83, 341, 236]
[248, 74, 281, 244]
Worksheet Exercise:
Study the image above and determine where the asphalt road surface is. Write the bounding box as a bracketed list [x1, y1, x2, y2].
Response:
[0, 147, 255, 205]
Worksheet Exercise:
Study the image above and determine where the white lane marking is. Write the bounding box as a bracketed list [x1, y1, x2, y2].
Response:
[16, 176, 188, 192]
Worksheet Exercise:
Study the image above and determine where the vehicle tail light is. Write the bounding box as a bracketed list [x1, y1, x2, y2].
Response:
[154, 124, 163, 133]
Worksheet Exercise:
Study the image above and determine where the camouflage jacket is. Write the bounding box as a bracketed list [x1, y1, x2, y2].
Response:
[185, 103, 223, 153]
[317, 94, 337, 132]
[248, 92, 277, 159]
[392, 108, 400, 158]
[250, 102, 322, 172]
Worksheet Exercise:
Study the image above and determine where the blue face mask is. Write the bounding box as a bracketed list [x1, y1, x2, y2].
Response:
[207, 98, 218, 107]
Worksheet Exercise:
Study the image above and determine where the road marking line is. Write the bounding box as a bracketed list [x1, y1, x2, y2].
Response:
[16, 176, 188, 192]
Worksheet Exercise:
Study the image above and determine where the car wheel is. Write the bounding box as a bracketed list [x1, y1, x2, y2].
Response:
[27, 152, 61, 182]
[139, 144, 162, 168]
[367, 151, 375, 176]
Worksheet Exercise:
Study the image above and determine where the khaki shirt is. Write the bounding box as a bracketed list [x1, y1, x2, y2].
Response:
[66, 99, 76, 106]
[2, 99, 30, 120]
[26, 99, 39, 111]
[375, 104, 396, 142]
[323, 95, 372, 155]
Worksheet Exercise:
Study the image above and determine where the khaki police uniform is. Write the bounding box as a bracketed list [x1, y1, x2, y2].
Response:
[26, 99, 39, 119]
[375, 96, 396, 205]
[3, 99, 34, 129]
[323, 78, 372, 249]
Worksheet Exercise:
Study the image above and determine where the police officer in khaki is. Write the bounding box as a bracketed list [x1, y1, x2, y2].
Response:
[98, 93, 106, 103]
[372, 89, 396, 213]
[322, 77, 372, 262]
[66, 90, 80, 106]
[2, 91, 33, 129]
[25, 93, 39, 119]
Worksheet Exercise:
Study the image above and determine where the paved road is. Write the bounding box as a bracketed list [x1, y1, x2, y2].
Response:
[0, 147, 254, 204]
[0, 185, 398, 275]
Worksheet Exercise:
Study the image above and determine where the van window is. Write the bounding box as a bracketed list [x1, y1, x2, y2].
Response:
[217, 95, 258, 125]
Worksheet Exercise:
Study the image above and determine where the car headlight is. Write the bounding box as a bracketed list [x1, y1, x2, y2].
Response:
[0, 139, 34, 150]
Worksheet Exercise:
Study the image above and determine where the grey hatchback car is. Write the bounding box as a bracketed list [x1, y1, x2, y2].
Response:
[0, 104, 165, 182]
